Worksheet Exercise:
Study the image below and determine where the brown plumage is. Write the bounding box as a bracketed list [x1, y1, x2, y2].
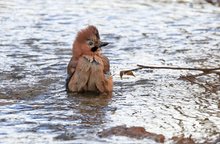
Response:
[66, 25, 113, 94]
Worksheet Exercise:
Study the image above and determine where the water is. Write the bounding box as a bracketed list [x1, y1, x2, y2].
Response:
[0, 0, 220, 143]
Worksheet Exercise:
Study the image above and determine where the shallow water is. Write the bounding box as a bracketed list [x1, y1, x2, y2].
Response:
[0, 0, 220, 143]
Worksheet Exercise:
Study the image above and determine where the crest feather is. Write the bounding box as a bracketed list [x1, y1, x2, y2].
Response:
[75, 25, 100, 43]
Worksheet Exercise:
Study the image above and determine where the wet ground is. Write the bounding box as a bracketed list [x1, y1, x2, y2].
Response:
[0, 0, 220, 143]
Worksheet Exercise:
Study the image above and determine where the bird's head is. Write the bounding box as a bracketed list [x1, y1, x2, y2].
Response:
[74, 25, 109, 53]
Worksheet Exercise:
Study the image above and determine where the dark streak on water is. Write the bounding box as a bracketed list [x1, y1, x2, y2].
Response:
[0, 0, 220, 143]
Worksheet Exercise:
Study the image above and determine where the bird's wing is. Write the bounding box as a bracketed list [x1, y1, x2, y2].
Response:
[68, 56, 91, 92]
[100, 55, 110, 74]
[92, 55, 113, 93]
[67, 57, 77, 75]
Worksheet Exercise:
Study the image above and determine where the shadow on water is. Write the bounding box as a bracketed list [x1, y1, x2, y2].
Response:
[38, 92, 113, 142]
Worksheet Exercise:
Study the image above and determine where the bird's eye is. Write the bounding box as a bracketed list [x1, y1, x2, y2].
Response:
[87, 40, 94, 47]
[89, 41, 93, 46]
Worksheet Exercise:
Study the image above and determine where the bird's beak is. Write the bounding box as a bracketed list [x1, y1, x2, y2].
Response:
[99, 41, 109, 47]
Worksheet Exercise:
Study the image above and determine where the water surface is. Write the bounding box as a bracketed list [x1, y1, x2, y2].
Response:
[0, 0, 220, 143]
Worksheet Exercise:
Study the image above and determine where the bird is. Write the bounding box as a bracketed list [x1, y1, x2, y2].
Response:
[66, 25, 113, 95]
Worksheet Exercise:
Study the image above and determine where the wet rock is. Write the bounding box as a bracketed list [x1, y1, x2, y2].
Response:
[98, 125, 165, 143]
[54, 132, 76, 141]
[205, 0, 220, 6]
[171, 134, 195, 144]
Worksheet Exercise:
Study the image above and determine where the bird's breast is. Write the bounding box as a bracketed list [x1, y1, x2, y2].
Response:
[68, 54, 112, 93]
[83, 55, 103, 65]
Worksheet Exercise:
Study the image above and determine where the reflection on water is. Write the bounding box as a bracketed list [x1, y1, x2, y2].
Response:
[0, 0, 220, 143]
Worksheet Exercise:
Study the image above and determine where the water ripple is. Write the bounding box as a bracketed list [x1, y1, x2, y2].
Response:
[0, 0, 220, 143]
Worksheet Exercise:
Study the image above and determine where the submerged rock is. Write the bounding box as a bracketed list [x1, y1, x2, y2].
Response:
[98, 125, 165, 143]
[171, 134, 195, 144]
[205, 0, 220, 6]
[54, 132, 76, 141]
